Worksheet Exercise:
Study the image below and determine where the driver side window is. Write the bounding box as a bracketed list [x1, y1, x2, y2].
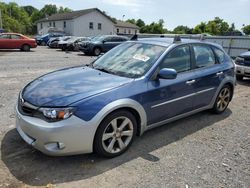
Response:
[159, 45, 191, 73]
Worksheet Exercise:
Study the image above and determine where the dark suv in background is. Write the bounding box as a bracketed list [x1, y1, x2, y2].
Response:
[79, 35, 129, 56]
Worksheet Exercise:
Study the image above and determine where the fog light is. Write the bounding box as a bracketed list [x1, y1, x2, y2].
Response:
[57, 142, 65, 149]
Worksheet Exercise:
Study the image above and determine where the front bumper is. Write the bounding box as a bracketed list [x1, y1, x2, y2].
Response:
[235, 64, 250, 77]
[15, 106, 96, 156]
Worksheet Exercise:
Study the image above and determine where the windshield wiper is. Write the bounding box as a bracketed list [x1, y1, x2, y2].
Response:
[94, 66, 116, 75]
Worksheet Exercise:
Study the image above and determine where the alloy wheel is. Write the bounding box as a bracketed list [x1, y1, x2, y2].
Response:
[102, 116, 134, 154]
[216, 87, 230, 112]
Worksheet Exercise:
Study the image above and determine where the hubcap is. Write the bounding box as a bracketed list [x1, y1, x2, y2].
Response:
[102, 116, 133, 154]
[217, 88, 230, 111]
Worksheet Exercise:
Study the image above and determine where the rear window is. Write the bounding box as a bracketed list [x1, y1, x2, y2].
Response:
[193, 45, 216, 68]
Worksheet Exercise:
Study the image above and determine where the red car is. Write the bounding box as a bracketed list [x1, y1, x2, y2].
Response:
[0, 33, 37, 51]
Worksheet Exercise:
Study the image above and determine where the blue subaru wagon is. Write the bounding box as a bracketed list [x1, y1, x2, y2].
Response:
[16, 37, 235, 157]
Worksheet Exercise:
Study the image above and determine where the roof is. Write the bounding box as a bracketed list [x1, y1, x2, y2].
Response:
[115, 20, 140, 29]
[37, 8, 116, 24]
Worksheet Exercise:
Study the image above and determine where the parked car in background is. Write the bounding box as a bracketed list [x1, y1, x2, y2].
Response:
[0, 33, 37, 51]
[234, 50, 250, 80]
[48, 36, 71, 48]
[16, 37, 235, 157]
[79, 35, 129, 56]
[36, 33, 65, 46]
[60, 37, 90, 51]
[0, 29, 6, 33]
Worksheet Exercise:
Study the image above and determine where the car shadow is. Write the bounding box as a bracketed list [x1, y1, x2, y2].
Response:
[0, 49, 35, 53]
[237, 78, 250, 86]
[1, 109, 232, 186]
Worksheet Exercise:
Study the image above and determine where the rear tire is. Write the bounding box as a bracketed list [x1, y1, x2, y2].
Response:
[94, 110, 137, 158]
[236, 75, 243, 81]
[21, 44, 30, 52]
[41, 41, 46, 46]
[212, 85, 232, 114]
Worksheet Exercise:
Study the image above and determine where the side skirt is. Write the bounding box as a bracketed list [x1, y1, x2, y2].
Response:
[145, 105, 211, 132]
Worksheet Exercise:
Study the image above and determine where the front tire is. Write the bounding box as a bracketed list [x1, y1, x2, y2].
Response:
[94, 110, 137, 158]
[212, 85, 232, 114]
[93, 47, 101, 56]
[21, 44, 30, 52]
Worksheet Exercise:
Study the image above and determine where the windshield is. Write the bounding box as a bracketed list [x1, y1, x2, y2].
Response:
[92, 42, 166, 78]
[91, 35, 105, 42]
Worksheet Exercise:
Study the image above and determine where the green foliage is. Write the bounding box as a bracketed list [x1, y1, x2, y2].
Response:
[173, 25, 193, 34]
[242, 25, 250, 35]
[140, 19, 165, 34]
[0, 2, 71, 34]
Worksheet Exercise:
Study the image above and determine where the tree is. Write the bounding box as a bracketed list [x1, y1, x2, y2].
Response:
[22, 5, 38, 16]
[193, 22, 206, 34]
[136, 19, 145, 28]
[205, 17, 229, 35]
[126, 19, 136, 25]
[242, 25, 250, 35]
[173, 25, 193, 34]
[140, 19, 165, 34]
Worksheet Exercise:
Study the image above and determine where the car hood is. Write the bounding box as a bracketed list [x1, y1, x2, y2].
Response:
[22, 66, 133, 107]
[58, 41, 68, 45]
[240, 51, 250, 57]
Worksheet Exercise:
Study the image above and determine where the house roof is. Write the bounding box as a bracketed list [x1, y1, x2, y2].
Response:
[115, 20, 140, 29]
[37, 8, 116, 24]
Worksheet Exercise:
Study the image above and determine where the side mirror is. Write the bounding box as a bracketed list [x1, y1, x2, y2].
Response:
[158, 68, 177, 79]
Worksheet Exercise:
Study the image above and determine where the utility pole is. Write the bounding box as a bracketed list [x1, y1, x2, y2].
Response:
[0, 9, 2, 29]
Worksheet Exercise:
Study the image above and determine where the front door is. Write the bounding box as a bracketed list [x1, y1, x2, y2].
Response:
[145, 45, 196, 125]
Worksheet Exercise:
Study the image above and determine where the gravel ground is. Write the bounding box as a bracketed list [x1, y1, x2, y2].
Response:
[0, 47, 249, 188]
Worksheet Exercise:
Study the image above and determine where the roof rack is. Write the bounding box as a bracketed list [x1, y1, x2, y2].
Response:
[173, 35, 181, 43]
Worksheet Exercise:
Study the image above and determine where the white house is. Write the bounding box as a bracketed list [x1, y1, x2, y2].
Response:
[37, 8, 139, 36]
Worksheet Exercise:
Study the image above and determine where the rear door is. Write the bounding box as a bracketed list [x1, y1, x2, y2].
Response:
[191, 44, 224, 109]
[9, 34, 23, 48]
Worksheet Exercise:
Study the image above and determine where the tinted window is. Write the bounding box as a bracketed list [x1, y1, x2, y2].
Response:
[213, 47, 226, 63]
[193, 45, 215, 68]
[159, 45, 191, 73]
[11, 35, 21, 39]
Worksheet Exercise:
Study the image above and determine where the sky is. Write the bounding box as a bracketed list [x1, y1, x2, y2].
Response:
[1, 0, 250, 30]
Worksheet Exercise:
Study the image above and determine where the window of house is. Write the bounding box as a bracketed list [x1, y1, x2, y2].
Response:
[117, 28, 119, 33]
[129, 30, 131, 34]
[98, 23, 102, 30]
[64, 21, 66, 28]
[89, 22, 93, 29]
[40, 23, 43, 29]
[135, 30, 137, 34]
[124, 29, 126, 34]
[159, 45, 191, 73]
[53, 22, 55, 27]
[193, 45, 216, 68]
[49, 22, 51, 27]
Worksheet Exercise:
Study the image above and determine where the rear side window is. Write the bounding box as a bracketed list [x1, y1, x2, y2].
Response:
[159, 45, 191, 73]
[11, 35, 21, 39]
[213, 47, 227, 63]
[193, 45, 215, 68]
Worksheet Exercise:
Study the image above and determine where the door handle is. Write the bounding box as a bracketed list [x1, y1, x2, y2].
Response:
[216, 71, 224, 76]
[186, 79, 196, 85]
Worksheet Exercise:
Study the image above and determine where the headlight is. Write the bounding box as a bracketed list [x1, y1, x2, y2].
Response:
[235, 57, 245, 65]
[39, 107, 75, 120]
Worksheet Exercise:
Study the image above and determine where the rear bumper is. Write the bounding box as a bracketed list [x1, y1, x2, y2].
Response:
[15, 106, 96, 156]
[235, 64, 250, 77]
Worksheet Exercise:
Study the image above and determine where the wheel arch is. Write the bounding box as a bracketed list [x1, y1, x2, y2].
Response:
[21, 43, 31, 50]
[92, 99, 147, 140]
